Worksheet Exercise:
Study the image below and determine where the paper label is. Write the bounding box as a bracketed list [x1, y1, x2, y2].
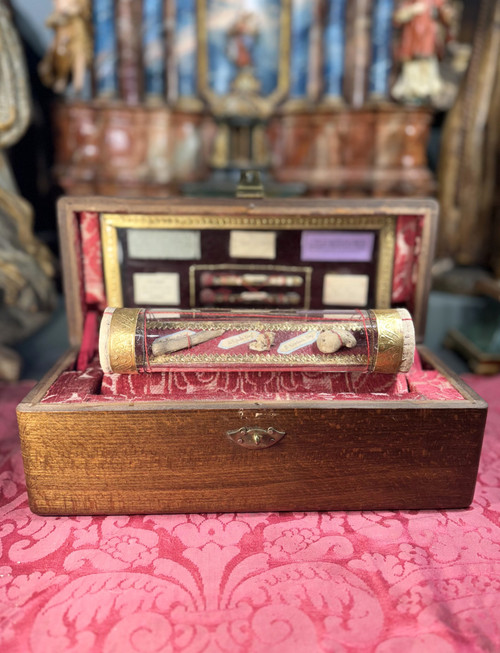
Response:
[277, 331, 319, 354]
[218, 330, 260, 349]
[127, 229, 201, 260]
[229, 231, 277, 260]
[133, 272, 180, 305]
[322, 274, 369, 306]
[301, 231, 375, 262]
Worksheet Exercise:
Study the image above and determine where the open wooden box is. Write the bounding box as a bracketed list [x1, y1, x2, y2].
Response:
[17, 197, 487, 515]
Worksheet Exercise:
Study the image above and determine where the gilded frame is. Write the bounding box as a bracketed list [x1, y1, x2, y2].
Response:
[100, 212, 397, 309]
[196, 0, 291, 114]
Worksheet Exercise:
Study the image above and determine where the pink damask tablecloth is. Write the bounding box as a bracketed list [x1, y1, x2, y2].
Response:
[1, 377, 499, 653]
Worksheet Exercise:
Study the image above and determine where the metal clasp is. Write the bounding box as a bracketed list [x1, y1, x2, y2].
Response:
[236, 170, 265, 199]
[227, 426, 285, 449]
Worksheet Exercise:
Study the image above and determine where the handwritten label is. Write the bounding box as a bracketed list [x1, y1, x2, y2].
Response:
[128, 229, 201, 260]
[218, 331, 260, 349]
[277, 331, 319, 354]
[322, 274, 369, 306]
[229, 231, 277, 260]
[301, 231, 375, 262]
[133, 272, 180, 305]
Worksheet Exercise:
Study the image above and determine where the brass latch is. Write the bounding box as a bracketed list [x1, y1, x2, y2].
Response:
[227, 426, 285, 449]
[236, 170, 265, 199]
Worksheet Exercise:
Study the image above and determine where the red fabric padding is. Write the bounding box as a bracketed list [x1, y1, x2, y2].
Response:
[79, 211, 106, 309]
[2, 376, 499, 650]
[76, 311, 99, 371]
[41, 353, 465, 404]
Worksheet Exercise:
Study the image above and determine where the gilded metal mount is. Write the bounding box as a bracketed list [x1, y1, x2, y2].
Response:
[236, 170, 265, 199]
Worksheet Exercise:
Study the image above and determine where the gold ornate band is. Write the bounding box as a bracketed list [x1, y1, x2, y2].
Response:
[373, 309, 414, 374]
[107, 308, 141, 374]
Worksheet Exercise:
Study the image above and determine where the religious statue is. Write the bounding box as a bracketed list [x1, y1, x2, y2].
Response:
[226, 11, 260, 93]
[38, 0, 92, 95]
[392, 0, 454, 104]
[0, 2, 56, 380]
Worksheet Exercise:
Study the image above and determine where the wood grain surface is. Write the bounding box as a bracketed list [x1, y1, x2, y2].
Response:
[18, 348, 487, 515]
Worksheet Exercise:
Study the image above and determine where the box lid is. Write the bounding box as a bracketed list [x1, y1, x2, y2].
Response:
[58, 196, 438, 349]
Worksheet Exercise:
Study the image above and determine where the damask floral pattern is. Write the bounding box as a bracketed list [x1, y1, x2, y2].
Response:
[1, 377, 499, 652]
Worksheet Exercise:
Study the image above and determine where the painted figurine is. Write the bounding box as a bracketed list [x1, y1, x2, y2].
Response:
[0, 3, 56, 380]
[227, 11, 259, 71]
[39, 0, 92, 95]
[392, 0, 453, 104]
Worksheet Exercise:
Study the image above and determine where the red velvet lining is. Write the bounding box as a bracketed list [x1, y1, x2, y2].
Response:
[41, 351, 465, 404]
[47, 209, 458, 405]
[76, 211, 424, 329]
[76, 311, 99, 371]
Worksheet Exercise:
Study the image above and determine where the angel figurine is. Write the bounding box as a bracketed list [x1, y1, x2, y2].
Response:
[38, 0, 92, 95]
[392, 0, 454, 104]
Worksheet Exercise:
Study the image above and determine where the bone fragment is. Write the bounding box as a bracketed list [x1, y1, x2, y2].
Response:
[152, 329, 225, 356]
[317, 329, 357, 354]
[249, 332, 276, 351]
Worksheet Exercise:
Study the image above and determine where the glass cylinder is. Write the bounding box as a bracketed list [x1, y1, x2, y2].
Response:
[99, 307, 415, 375]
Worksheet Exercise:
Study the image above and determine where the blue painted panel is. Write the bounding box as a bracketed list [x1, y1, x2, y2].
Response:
[143, 0, 165, 97]
[290, 0, 312, 98]
[176, 0, 197, 97]
[323, 0, 346, 98]
[370, 0, 394, 97]
[93, 0, 117, 96]
[252, 0, 280, 95]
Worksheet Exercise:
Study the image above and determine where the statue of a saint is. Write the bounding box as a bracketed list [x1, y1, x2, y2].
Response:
[39, 0, 92, 95]
[392, 0, 453, 104]
[0, 3, 56, 379]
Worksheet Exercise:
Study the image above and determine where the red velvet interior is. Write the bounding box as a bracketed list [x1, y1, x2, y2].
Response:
[41, 349, 465, 403]
[42, 208, 465, 404]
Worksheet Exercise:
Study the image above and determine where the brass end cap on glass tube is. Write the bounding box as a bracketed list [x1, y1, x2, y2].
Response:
[372, 308, 415, 374]
[99, 307, 142, 374]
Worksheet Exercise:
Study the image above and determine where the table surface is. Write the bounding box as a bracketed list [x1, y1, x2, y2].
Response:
[1, 373, 499, 652]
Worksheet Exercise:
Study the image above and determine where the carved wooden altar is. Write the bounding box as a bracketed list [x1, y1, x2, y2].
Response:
[44, 0, 454, 198]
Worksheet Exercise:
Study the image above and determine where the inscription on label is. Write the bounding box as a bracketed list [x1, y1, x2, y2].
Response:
[133, 272, 180, 305]
[127, 229, 201, 260]
[229, 231, 277, 260]
[322, 274, 369, 307]
[277, 331, 319, 354]
[301, 231, 375, 262]
[218, 331, 260, 349]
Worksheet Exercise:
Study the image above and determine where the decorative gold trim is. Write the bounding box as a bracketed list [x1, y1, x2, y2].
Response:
[100, 212, 396, 310]
[188, 264, 313, 309]
[373, 310, 404, 374]
[108, 308, 141, 374]
[376, 220, 396, 308]
[152, 351, 369, 367]
[101, 215, 123, 307]
[147, 319, 367, 333]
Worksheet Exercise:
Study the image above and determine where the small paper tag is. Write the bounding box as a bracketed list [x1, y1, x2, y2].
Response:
[133, 272, 180, 305]
[218, 331, 261, 349]
[229, 231, 277, 260]
[322, 274, 369, 307]
[277, 331, 319, 354]
[301, 231, 375, 262]
[128, 229, 201, 260]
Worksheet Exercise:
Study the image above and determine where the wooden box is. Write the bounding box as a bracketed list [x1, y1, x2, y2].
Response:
[17, 197, 487, 515]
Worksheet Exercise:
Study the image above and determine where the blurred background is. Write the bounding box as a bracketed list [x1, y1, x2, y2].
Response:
[1, 0, 499, 379]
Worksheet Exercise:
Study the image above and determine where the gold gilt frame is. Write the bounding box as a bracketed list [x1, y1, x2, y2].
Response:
[196, 0, 291, 116]
[100, 212, 397, 309]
